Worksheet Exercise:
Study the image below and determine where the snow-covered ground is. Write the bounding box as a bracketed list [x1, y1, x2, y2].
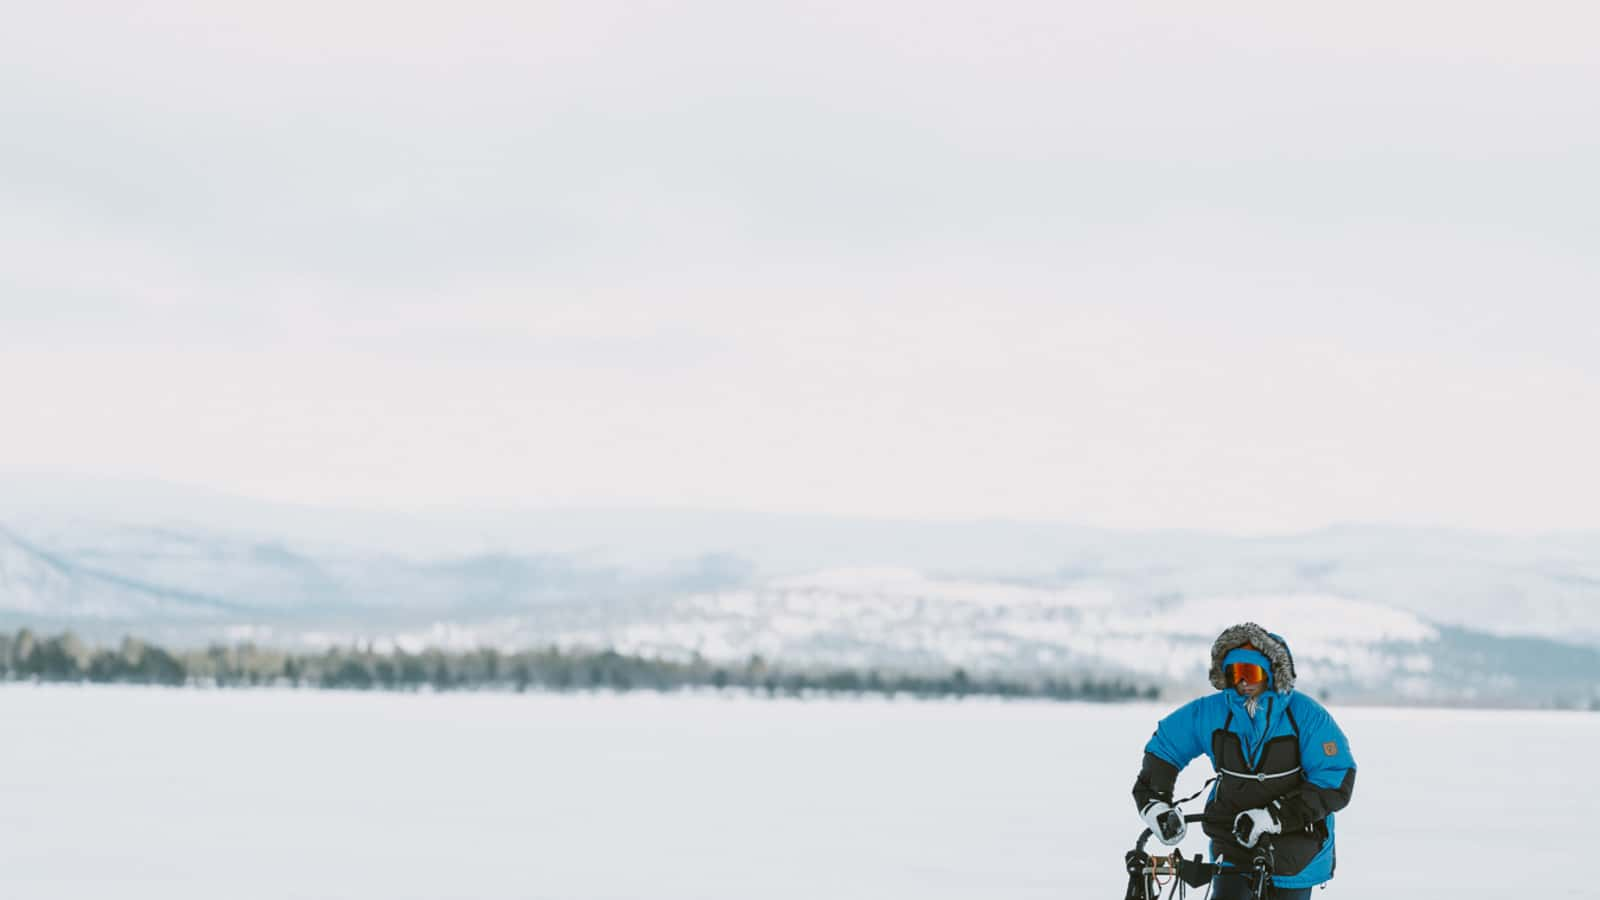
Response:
[0, 686, 1593, 899]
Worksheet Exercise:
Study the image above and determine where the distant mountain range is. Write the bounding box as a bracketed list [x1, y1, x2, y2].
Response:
[1, 475, 1597, 708]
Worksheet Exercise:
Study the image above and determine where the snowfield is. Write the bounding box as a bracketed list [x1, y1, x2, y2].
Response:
[0, 687, 1593, 899]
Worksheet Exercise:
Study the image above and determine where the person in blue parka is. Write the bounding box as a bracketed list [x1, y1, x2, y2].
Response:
[1131, 623, 1356, 899]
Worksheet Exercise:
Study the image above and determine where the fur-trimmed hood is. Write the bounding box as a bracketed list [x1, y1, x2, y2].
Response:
[1208, 623, 1297, 693]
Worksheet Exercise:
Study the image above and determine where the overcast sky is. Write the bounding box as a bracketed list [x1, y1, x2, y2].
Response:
[3, 0, 1598, 533]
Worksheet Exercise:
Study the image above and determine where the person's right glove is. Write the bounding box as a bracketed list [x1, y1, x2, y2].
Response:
[1139, 800, 1187, 846]
[1232, 805, 1283, 849]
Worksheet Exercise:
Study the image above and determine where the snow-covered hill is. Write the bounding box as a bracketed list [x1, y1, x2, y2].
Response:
[591, 567, 1435, 679]
[0, 500, 1597, 706]
[546, 566, 1592, 706]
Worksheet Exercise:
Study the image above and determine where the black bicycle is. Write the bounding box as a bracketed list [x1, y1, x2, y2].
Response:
[1124, 812, 1275, 900]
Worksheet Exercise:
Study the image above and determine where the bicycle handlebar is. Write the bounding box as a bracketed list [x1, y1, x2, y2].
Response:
[1131, 812, 1275, 895]
[1134, 812, 1276, 878]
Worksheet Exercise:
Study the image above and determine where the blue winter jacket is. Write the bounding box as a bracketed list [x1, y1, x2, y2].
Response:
[1137, 648, 1357, 889]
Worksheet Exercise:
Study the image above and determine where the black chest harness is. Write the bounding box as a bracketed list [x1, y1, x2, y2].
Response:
[1175, 701, 1303, 804]
[1214, 702, 1302, 783]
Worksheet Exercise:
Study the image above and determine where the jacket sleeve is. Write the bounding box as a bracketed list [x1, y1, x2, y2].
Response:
[1275, 696, 1356, 831]
[1132, 696, 1211, 812]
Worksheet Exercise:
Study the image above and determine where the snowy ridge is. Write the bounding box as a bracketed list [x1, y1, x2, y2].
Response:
[551, 567, 1445, 696]
[0, 527, 237, 620]
[0, 515, 1596, 706]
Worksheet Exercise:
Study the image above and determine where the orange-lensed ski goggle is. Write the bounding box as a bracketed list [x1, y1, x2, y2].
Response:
[1226, 662, 1268, 686]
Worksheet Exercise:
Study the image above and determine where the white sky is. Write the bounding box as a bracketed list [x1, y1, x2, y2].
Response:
[3, 0, 1598, 533]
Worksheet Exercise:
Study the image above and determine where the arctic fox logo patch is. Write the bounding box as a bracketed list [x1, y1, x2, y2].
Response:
[1323, 741, 1338, 757]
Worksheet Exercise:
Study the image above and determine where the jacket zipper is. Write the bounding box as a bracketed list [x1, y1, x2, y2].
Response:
[1244, 695, 1274, 770]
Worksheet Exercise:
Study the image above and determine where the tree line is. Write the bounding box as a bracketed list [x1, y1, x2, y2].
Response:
[0, 629, 1159, 702]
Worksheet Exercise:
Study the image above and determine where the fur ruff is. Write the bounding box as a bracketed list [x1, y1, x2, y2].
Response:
[1209, 622, 1296, 694]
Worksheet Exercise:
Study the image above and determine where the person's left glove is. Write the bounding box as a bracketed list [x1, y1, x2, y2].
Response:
[1232, 805, 1283, 849]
